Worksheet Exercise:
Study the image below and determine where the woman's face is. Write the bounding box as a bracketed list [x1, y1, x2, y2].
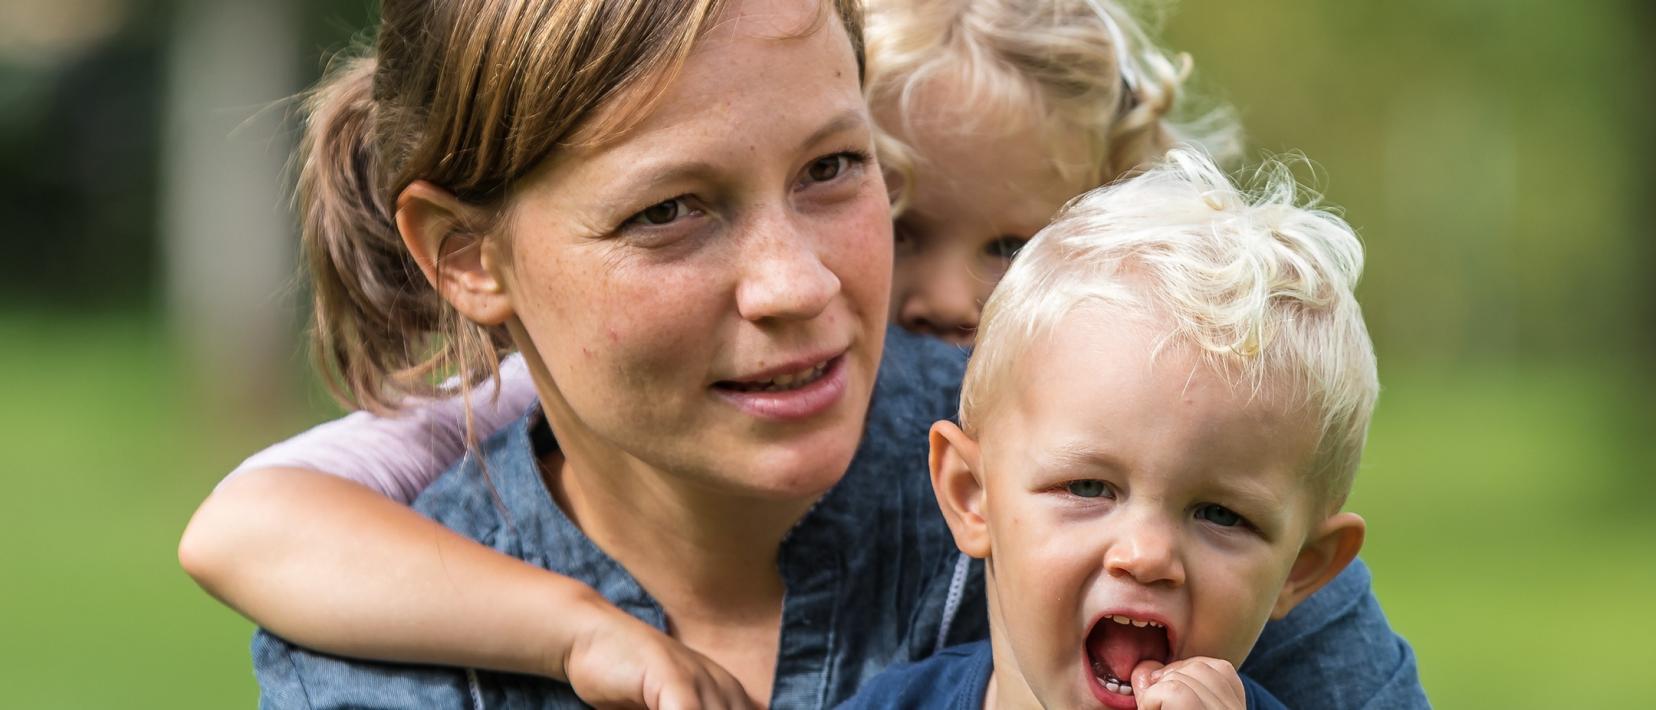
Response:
[497, 0, 891, 500]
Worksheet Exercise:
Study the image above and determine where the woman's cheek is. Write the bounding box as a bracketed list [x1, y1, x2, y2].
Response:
[840, 191, 896, 316]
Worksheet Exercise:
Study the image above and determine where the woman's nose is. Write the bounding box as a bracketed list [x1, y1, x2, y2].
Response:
[735, 217, 840, 323]
[1103, 518, 1186, 588]
[894, 254, 980, 344]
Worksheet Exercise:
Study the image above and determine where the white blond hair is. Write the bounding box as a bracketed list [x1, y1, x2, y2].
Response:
[961, 148, 1378, 506]
[865, 0, 1241, 208]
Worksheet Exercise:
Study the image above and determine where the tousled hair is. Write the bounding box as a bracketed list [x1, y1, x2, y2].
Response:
[961, 148, 1378, 508]
[864, 0, 1239, 212]
[297, 0, 866, 414]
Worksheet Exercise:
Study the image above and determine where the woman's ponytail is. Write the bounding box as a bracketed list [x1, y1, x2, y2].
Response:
[297, 56, 456, 413]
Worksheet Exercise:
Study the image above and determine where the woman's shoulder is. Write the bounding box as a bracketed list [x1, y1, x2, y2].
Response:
[253, 629, 585, 708]
[404, 417, 539, 546]
[864, 326, 968, 443]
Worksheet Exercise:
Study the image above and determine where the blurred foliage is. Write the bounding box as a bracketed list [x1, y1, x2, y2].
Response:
[1165, 0, 1656, 366]
[1, 0, 1651, 707]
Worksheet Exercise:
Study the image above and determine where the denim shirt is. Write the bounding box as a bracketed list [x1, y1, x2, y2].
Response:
[837, 640, 1288, 710]
[252, 327, 1426, 709]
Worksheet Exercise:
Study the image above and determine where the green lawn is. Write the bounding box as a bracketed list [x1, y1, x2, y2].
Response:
[4, 314, 1652, 707]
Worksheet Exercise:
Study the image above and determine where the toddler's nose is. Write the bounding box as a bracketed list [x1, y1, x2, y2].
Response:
[894, 259, 980, 345]
[1103, 519, 1185, 588]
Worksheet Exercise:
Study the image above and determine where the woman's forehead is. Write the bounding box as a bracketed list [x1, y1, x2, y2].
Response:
[553, 0, 865, 177]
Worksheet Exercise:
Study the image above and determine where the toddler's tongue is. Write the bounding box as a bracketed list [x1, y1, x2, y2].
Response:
[1087, 620, 1171, 683]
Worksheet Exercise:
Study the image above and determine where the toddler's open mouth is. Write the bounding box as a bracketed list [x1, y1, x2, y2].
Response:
[1085, 613, 1172, 701]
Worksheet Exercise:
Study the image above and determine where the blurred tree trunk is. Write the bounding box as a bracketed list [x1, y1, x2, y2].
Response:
[1635, 0, 1656, 357]
[160, 0, 301, 418]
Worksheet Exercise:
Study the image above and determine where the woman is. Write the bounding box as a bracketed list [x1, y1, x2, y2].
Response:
[181, 0, 1424, 707]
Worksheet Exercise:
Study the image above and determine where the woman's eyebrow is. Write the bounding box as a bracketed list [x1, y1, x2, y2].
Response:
[616, 159, 722, 196]
[588, 108, 869, 209]
[797, 109, 867, 152]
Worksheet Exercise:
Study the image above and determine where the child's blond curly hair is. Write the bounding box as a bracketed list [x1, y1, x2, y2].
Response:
[962, 148, 1377, 510]
[865, 0, 1240, 211]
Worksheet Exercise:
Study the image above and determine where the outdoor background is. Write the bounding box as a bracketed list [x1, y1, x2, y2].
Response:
[2, 0, 1652, 707]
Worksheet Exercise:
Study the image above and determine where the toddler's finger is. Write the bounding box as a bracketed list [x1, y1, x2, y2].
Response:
[1131, 658, 1166, 697]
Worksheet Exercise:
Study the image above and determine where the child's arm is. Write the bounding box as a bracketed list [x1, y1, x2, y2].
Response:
[218, 352, 540, 503]
[179, 355, 749, 707]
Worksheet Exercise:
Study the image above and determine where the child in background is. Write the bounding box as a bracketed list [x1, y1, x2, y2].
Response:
[868, 0, 1237, 343]
[844, 149, 1372, 709]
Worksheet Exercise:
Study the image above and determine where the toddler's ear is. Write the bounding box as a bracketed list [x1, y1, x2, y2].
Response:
[929, 421, 991, 559]
[1271, 512, 1365, 619]
[396, 180, 514, 326]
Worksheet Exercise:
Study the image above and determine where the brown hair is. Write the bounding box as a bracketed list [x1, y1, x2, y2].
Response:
[298, 0, 867, 414]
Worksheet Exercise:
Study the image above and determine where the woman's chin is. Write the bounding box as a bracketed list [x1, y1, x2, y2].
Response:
[732, 437, 862, 501]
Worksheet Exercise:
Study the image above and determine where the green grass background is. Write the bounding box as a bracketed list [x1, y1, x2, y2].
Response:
[3, 313, 1653, 707]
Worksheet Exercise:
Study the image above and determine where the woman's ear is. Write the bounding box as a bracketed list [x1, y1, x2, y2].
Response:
[930, 420, 991, 559]
[1271, 512, 1366, 619]
[395, 180, 514, 326]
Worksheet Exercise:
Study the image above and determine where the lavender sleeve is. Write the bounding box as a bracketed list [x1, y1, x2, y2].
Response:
[221, 353, 540, 504]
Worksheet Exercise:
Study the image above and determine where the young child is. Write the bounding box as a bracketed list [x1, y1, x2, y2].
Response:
[842, 148, 1373, 709]
[869, 0, 1238, 344]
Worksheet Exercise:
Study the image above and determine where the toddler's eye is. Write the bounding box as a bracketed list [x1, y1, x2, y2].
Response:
[1067, 480, 1111, 498]
[893, 218, 922, 253]
[629, 198, 689, 227]
[1195, 504, 1244, 527]
[984, 235, 1027, 261]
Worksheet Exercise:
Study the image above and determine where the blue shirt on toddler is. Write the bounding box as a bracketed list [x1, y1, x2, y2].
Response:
[838, 641, 1287, 710]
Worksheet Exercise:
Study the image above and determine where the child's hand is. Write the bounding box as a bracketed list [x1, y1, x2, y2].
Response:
[1129, 657, 1247, 710]
[564, 604, 753, 709]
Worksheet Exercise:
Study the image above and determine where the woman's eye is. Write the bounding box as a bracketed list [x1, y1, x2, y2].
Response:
[984, 236, 1027, 261]
[1066, 480, 1111, 498]
[807, 154, 848, 182]
[1195, 504, 1244, 527]
[629, 198, 688, 227]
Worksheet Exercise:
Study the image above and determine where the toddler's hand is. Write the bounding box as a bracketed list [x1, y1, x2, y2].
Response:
[1129, 657, 1246, 710]
[563, 604, 753, 709]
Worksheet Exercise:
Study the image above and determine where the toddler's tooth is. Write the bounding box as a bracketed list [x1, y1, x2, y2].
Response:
[1111, 615, 1129, 625]
[1132, 619, 1148, 627]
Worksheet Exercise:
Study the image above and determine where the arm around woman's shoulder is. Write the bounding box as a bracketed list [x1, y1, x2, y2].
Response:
[178, 353, 568, 675]
[217, 352, 539, 503]
[182, 464, 599, 679]
[180, 360, 750, 706]
[1241, 559, 1429, 708]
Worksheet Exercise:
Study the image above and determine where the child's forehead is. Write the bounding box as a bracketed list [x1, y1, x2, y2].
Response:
[991, 313, 1319, 470]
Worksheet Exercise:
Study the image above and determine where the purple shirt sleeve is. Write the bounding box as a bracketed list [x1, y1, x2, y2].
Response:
[220, 353, 540, 503]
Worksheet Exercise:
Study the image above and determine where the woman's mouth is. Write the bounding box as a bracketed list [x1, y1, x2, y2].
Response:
[713, 354, 848, 421]
[1084, 613, 1172, 706]
[718, 360, 831, 392]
